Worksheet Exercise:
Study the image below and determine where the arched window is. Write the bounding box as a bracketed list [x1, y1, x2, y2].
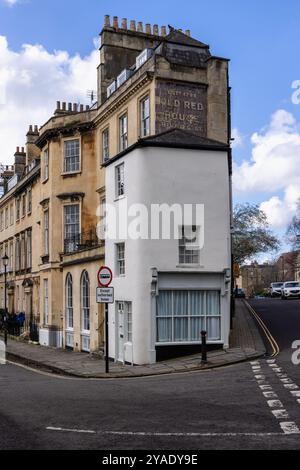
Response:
[65, 273, 73, 329]
[81, 271, 90, 332]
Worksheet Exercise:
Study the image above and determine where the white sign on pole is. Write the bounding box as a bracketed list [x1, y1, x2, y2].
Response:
[96, 287, 114, 304]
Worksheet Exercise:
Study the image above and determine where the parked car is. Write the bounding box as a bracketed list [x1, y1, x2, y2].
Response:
[281, 281, 300, 300]
[234, 288, 246, 299]
[270, 282, 284, 297]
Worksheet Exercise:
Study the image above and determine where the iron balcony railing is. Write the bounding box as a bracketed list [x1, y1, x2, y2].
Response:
[64, 230, 102, 254]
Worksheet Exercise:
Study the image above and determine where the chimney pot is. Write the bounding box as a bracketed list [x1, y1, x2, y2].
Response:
[16, 147, 20, 153]
[62, 102, 66, 111]
[34, 125, 38, 134]
[104, 15, 110, 27]
[137, 21, 143, 32]
[121, 18, 127, 29]
[29, 125, 33, 133]
[68, 103, 72, 112]
[113, 16, 119, 29]
[178, 29, 183, 32]
[146, 23, 151, 34]
[56, 101, 61, 110]
[86, 105, 90, 111]
[73, 103, 77, 112]
[153, 24, 159, 35]
[80, 104, 84, 112]
[130, 20, 136, 31]
[21, 147, 24, 153]
[185, 29, 191, 36]
[161, 25, 167, 36]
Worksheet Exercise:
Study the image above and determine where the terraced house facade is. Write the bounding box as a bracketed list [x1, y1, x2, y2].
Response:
[0, 16, 232, 363]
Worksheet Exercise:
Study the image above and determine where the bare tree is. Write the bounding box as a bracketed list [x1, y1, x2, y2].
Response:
[233, 203, 280, 265]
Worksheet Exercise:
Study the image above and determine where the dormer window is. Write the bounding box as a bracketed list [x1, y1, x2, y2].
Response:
[136, 49, 152, 70]
[117, 69, 131, 88]
[107, 81, 116, 98]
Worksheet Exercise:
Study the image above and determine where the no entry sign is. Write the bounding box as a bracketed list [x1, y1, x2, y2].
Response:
[97, 266, 113, 287]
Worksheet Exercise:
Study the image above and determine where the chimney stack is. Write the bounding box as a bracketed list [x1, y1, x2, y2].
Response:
[80, 104, 84, 112]
[153, 24, 159, 35]
[104, 15, 110, 27]
[137, 21, 143, 32]
[145, 24, 151, 34]
[121, 18, 127, 29]
[73, 103, 77, 112]
[130, 20, 136, 31]
[14, 146, 26, 176]
[86, 105, 90, 111]
[113, 16, 119, 29]
[185, 29, 191, 36]
[26, 125, 40, 167]
[62, 102, 66, 111]
[68, 102, 72, 112]
[161, 26, 167, 36]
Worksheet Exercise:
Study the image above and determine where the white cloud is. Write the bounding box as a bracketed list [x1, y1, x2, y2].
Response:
[3, 0, 19, 6]
[0, 35, 98, 164]
[231, 128, 243, 148]
[234, 109, 300, 229]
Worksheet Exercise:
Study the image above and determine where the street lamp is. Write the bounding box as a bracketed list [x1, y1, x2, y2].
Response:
[2, 254, 9, 346]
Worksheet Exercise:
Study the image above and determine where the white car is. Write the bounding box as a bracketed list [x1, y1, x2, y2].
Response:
[281, 281, 300, 300]
[270, 282, 284, 297]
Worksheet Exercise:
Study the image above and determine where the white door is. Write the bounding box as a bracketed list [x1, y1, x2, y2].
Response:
[117, 302, 125, 362]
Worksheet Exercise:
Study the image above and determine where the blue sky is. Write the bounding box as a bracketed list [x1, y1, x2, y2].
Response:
[1, 0, 300, 253]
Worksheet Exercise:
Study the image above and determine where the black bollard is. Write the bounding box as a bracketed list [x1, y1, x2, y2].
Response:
[201, 330, 207, 364]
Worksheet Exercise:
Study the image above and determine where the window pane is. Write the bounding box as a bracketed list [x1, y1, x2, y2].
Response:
[206, 291, 220, 316]
[173, 291, 188, 316]
[157, 291, 172, 316]
[190, 291, 205, 315]
[207, 317, 221, 340]
[174, 318, 189, 341]
[157, 318, 172, 342]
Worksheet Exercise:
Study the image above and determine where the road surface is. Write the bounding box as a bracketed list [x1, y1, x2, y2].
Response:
[0, 298, 299, 450]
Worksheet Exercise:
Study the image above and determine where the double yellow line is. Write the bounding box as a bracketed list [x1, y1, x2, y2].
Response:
[245, 301, 280, 357]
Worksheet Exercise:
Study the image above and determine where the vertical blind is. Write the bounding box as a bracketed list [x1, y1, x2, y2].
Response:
[157, 290, 221, 343]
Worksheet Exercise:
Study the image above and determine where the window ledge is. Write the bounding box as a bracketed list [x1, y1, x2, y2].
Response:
[61, 171, 81, 178]
[114, 195, 126, 202]
[176, 264, 204, 269]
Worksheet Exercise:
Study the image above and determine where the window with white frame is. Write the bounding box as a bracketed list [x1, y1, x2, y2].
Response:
[44, 147, 49, 180]
[9, 240, 13, 271]
[179, 226, 200, 265]
[126, 302, 132, 342]
[43, 279, 49, 325]
[115, 163, 125, 198]
[27, 231, 32, 269]
[156, 290, 221, 343]
[64, 204, 80, 253]
[16, 198, 20, 221]
[140, 96, 150, 137]
[27, 189, 32, 213]
[15, 237, 20, 272]
[21, 234, 25, 270]
[64, 139, 80, 173]
[5, 208, 8, 228]
[81, 271, 90, 332]
[116, 242, 125, 276]
[22, 194, 26, 217]
[10, 204, 14, 225]
[102, 128, 109, 162]
[119, 114, 128, 151]
[44, 210, 49, 256]
[65, 273, 73, 330]
[0, 211, 3, 231]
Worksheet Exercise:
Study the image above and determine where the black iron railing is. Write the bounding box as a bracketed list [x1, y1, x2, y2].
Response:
[64, 230, 101, 254]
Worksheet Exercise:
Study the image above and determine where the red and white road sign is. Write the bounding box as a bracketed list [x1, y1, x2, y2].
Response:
[97, 266, 113, 287]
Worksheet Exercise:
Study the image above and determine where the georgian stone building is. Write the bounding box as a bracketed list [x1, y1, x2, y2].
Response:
[0, 16, 232, 363]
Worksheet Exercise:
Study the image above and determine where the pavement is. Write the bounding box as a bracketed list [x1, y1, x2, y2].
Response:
[2, 299, 266, 378]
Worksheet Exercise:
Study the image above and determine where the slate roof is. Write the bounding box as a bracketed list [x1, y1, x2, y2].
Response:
[164, 29, 209, 49]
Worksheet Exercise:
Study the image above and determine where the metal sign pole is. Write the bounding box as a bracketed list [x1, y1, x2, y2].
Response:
[105, 302, 109, 373]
